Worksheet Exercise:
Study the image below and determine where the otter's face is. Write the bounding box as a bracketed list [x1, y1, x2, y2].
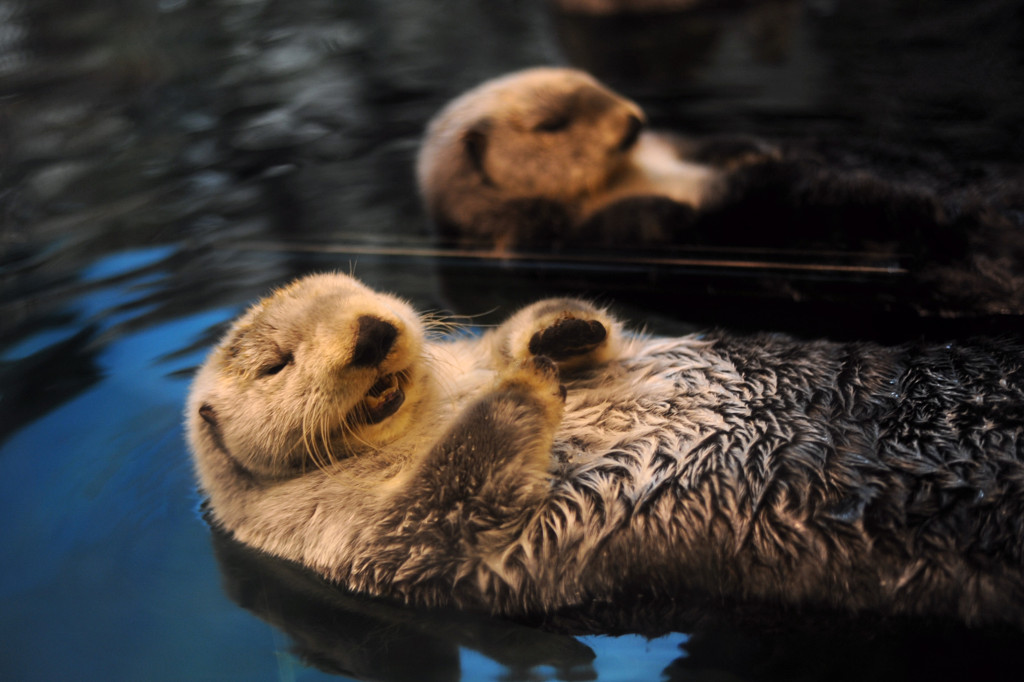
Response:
[187, 273, 426, 479]
[420, 67, 646, 208]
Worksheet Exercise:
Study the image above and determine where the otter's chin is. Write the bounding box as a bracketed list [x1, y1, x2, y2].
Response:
[601, 155, 634, 190]
[360, 373, 407, 425]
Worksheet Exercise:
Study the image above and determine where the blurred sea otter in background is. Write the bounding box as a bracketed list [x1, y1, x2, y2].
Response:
[417, 67, 1024, 315]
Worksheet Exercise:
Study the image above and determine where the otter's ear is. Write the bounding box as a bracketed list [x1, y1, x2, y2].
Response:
[462, 121, 493, 186]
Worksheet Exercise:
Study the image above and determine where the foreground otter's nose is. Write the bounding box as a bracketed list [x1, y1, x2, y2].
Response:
[351, 316, 398, 367]
[618, 113, 645, 151]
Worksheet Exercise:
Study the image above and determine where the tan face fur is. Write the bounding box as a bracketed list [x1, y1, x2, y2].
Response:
[417, 68, 647, 220]
[187, 273, 426, 482]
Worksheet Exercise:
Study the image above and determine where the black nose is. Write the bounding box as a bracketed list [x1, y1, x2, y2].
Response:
[350, 316, 398, 367]
[618, 114, 644, 151]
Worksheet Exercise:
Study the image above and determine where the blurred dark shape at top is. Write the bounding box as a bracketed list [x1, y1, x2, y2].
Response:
[551, 0, 1024, 163]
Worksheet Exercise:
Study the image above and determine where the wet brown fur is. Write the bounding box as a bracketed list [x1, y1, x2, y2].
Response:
[188, 273, 1024, 628]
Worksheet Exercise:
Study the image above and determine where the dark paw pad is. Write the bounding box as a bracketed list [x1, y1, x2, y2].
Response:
[529, 318, 607, 361]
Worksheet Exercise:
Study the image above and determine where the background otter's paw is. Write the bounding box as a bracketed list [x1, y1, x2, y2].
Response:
[529, 316, 607, 361]
[679, 133, 781, 169]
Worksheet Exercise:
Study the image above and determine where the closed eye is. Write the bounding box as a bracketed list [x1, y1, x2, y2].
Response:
[260, 352, 293, 377]
[534, 115, 571, 133]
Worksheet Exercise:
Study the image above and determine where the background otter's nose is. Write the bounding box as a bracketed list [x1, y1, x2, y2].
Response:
[618, 113, 645, 151]
[350, 316, 398, 366]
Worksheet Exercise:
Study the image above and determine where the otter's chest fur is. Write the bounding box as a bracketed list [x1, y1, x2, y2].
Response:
[451, 332, 1024, 623]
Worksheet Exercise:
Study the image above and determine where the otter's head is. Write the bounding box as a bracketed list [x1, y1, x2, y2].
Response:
[187, 273, 426, 485]
[417, 67, 646, 241]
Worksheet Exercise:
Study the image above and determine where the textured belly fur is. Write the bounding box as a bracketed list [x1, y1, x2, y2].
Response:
[187, 273, 1024, 627]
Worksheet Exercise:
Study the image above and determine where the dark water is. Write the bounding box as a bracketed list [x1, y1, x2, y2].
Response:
[2, 1, 1023, 680]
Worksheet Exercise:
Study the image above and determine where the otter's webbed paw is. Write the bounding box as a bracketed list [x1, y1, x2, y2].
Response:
[501, 352, 573, 417]
[500, 355, 567, 406]
[403, 355, 564, 517]
[528, 316, 607, 362]
[492, 355, 566, 471]
[490, 299, 621, 374]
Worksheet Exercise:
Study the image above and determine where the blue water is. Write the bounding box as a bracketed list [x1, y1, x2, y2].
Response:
[2, 0, 1023, 680]
[0, 242, 688, 679]
[2, 243, 698, 681]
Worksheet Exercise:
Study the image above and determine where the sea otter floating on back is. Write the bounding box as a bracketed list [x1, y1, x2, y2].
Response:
[187, 272, 1024, 629]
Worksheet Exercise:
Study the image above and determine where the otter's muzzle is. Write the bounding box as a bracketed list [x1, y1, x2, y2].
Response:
[350, 316, 398, 367]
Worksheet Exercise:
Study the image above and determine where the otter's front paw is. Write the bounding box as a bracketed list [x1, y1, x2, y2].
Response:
[491, 298, 622, 375]
[523, 304, 618, 373]
[528, 316, 607, 362]
[499, 356, 566, 432]
[502, 355, 566, 402]
[503, 300, 621, 375]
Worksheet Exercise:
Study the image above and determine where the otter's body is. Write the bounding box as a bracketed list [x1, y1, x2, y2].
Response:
[188, 273, 1024, 628]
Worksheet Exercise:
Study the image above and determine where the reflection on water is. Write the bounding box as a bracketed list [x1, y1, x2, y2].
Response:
[213, 525, 1024, 682]
[2, 0, 1023, 680]
[211, 526, 604, 682]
